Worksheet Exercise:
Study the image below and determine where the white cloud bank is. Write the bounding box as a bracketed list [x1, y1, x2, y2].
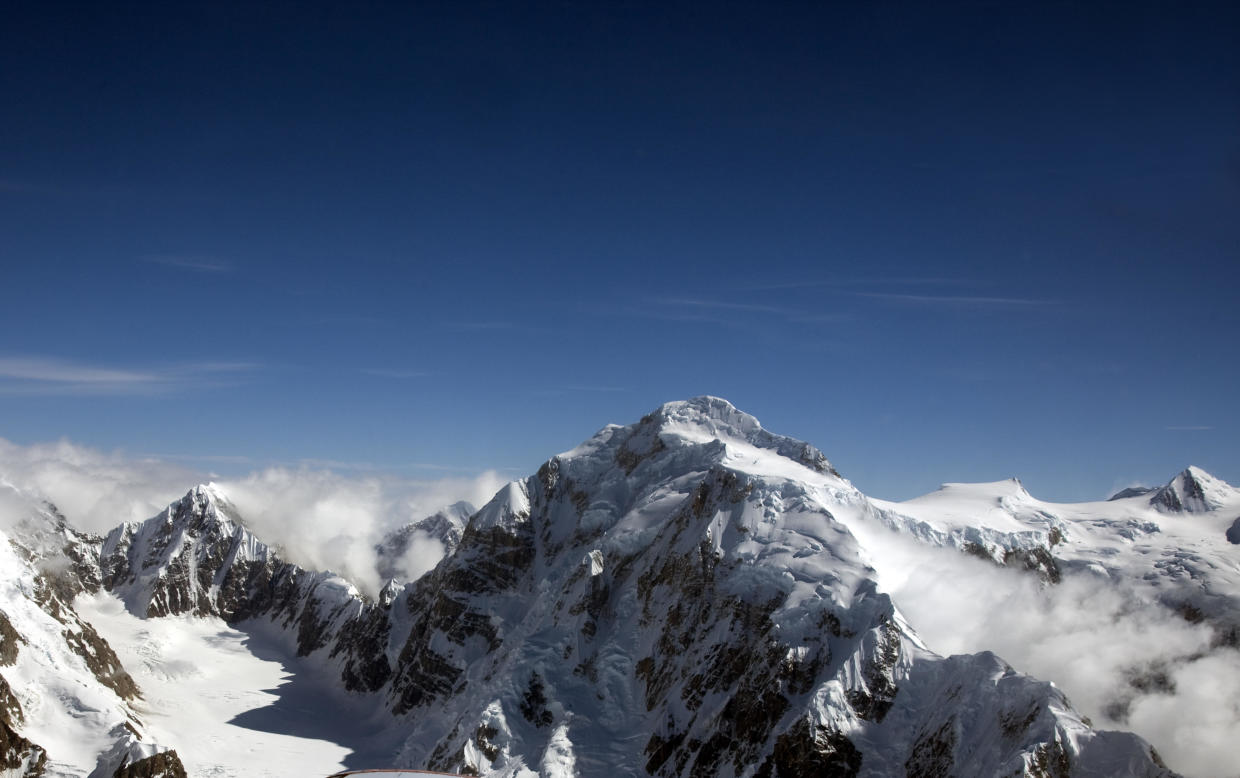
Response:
[0, 437, 505, 597]
[216, 466, 505, 597]
[0, 437, 200, 530]
[858, 523, 1240, 778]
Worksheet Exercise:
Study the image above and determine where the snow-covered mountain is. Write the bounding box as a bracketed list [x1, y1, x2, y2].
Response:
[5, 397, 1238, 776]
[376, 501, 475, 584]
[0, 485, 187, 778]
[874, 465, 1240, 633]
[1147, 466, 1239, 514]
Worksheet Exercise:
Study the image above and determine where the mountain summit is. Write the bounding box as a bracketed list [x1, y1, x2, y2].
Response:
[1148, 466, 1237, 513]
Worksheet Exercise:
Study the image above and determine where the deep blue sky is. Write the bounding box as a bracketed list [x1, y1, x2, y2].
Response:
[2, 1, 1237, 501]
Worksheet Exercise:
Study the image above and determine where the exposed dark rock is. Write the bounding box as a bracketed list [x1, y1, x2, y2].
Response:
[1126, 663, 1176, 695]
[473, 724, 500, 762]
[1027, 739, 1071, 778]
[905, 717, 956, 778]
[1175, 602, 1205, 624]
[444, 523, 534, 596]
[614, 421, 667, 475]
[519, 673, 553, 728]
[1150, 469, 1210, 513]
[1108, 486, 1155, 501]
[963, 541, 1061, 584]
[999, 703, 1040, 739]
[644, 729, 686, 774]
[0, 675, 25, 729]
[1004, 546, 1062, 584]
[1227, 517, 1240, 545]
[756, 719, 862, 778]
[111, 749, 188, 778]
[0, 611, 22, 666]
[0, 675, 45, 777]
[695, 686, 790, 775]
[0, 721, 46, 777]
[846, 616, 901, 723]
[1047, 526, 1064, 547]
[1151, 488, 1183, 512]
[62, 618, 141, 701]
[332, 602, 393, 693]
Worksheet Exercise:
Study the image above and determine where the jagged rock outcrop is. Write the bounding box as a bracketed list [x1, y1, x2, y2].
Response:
[89, 725, 186, 778]
[0, 674, 46, 777]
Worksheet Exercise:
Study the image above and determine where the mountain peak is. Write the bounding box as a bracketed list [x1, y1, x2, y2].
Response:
[170, 482, 243, 530]
[639, 396, 839, 477]
[1149, 466, 1236, 513]
[653, 395, 760, 432]
[1107, 484, 1155, 501]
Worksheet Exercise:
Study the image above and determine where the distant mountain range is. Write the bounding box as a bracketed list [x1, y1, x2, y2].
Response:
[4, 397, 1238, 776]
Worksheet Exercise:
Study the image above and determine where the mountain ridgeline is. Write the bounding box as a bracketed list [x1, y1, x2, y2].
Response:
[7, 397, 1236, 776]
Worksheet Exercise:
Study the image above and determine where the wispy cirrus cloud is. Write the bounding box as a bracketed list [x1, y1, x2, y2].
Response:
[0, 356, 256, 396]
[852, 291, 1058, 307]
[361, 368, 432, 379]
[647, 297, 790, 315]
[1165, 425, 1213, 431]
[617, 296, 851, 330]
[743, 276, 984, 292]
[144, 255, 233, 273]
[441, 320, 516, 331]
[0, 358, 157, 385]
[532, 385, 630, 397]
